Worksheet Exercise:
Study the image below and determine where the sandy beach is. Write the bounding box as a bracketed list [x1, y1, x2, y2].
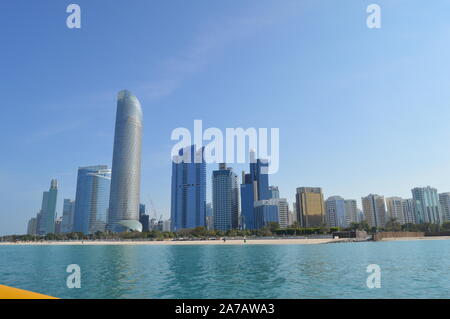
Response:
[379, 236, 450, 242]
[0, 238, 351, 246]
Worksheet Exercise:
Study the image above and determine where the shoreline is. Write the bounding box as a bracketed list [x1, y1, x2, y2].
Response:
[1, 236, 450, 246]
[0, 238, 350, 246]
[379, 236, 450, 242]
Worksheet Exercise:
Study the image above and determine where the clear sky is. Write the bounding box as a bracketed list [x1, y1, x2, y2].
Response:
[1, 0, 450, 235]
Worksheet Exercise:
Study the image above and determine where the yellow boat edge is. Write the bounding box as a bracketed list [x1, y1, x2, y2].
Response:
[0, 284, 58, 299]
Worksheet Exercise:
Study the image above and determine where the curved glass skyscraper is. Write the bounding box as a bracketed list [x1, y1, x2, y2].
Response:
[107, 90, 143, 232]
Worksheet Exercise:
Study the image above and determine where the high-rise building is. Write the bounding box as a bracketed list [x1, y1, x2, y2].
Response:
[27, 217, 37, 235]
[361, 194, 386, 228]
[61, 199, 75, 233]
[269, 186, 280, 199]
[344, 199, 358, 225]
[325, 196, 346, 228]
[276, 198, 289, 229]
[138, 204, 150, 232]
[205, 203, 214, 230]
[439, 193, 450, 222]
[385, 197, 406, 224]
[73, 166, 111, 234]
[162, 219, 171, 232]
[54, 217, 62, 234]
[212, 163, 240, 231]
[240, 152, 271, 230]
[295, 187, 325, 228]
[254, 199, 279, 229]
[401, 198, 416, 224]
[411, 186, 442, 224]
[170, 145, 206, 231]
[37, 179, 58, 235]
[108, 90, 143, 233]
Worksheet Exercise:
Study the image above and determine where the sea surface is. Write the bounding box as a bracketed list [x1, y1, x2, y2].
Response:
[1, 240, 450, 299]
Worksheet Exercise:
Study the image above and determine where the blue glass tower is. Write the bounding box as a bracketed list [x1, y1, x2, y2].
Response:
[212, 163, 239, 231]
[73, 166, 111, 234]
[240, 152, 271, 230]
[171, 145, 206, 231]
[37, 179, 58, 235]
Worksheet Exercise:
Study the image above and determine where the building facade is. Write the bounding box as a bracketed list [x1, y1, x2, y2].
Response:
[73, 166, 111, 234]
[361, 194, 386, 228]
[344, 199, 358, 225]
[108, 90, 143, 233]
[385, 197, 406, 225]
[212, 163, 239, 231]
[439, 193, 450, 222]
[295, 187, 325, 228]
[170, 145, 206, 231]
[37, 179, 58, 235]
[240, 152, 271, 230]
[411, 186, 442, 224]
[61, 199, 75, 233]
[325, 196, 346, 228]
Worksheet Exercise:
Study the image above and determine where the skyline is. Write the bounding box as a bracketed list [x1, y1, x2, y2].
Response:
[3, 0, 450, 235]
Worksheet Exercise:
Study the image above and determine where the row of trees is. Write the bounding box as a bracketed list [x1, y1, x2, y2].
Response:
[2, 220, 449, 242]
[347, 218, 450, 233]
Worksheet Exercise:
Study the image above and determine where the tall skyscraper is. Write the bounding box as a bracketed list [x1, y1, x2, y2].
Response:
[61, 199, 75, 233]
[361, 194, 386, 228]
[344, 199, 358, 225]
[411, 186, 442, 224]
[212, 163, 240, 231]
[401, 198, 416, 224]
[171, 145, 206, 231]
[37, 179, 58, 235]
[439, 193, 450, 222]
[108, 90, 143, 233]
[240, 152, 271, 230]
[73, 166, 111, 234]
[385, 197, 406, 224]
[325, 196, 346, 228]
[295, 187, 325, 228]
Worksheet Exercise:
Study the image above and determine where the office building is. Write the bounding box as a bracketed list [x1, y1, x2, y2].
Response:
[212, 163, 240, 231]
[37, 179, 58, 235]
[170, 145, 206, 231]
[344, 199, 359, 225]
[240, 151, 271, 229]
[108, 90, 143, 233]
[27, 217, 37, 235]
[73, 166, 111, 234]
[295, 187, 325, 228]
[61, 199, 75, 233]
[325, 196, 346, 228]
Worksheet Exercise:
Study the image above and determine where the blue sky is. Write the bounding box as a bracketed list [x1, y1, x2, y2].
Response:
[2, 0, 450, 235]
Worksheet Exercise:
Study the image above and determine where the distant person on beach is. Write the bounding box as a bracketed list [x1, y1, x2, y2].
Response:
[223, 237, 226, 243]
[244, 236, 247, 244]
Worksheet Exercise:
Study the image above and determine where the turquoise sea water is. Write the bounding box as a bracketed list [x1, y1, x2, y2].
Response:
[1, 240, 450, 299]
